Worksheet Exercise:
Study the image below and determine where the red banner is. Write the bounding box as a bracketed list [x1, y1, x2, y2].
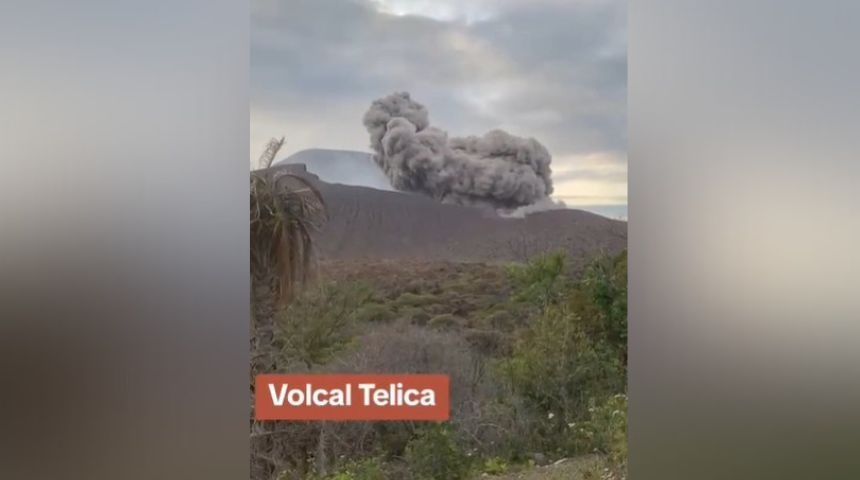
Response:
[254, 374, 450, 421]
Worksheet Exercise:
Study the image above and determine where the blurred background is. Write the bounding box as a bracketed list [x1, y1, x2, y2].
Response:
[0, 1, 249, 479]
[1, 1, 859, 479]
[630, 1, 860, 479]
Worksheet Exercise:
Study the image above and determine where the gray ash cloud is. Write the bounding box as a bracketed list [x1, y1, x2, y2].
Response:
[363, 92, 553, 211]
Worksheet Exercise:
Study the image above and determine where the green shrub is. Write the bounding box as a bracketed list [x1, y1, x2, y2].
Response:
[265, 258, 627, 477]
[500, 306, 624, 450]
[580, 251, 627, 361]
[482, 457, 509, 475]
[276, 282, 372, 368]
[353, 303, 396, 323]
[404, 424, 471, 480]
[319, 457, 386, 480]
[394, 292, 438, 308]
[506, 251, 569, 309]
[572, 394, 627, 460]
[428, 313, 460, 330]
[572, 394, 627, 479]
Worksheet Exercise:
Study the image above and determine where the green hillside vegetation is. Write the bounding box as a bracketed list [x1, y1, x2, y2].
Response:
[254, 251, 627, 480]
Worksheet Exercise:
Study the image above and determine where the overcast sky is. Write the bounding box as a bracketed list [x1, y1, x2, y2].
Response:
[251, 0, 627, 217]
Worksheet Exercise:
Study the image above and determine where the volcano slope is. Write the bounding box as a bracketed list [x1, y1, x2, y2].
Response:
[270, 163, 626, 270]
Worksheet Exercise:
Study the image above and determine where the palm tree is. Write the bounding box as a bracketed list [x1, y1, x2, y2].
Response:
[250, 137, 327, 480]
[250, 137, 326, 306]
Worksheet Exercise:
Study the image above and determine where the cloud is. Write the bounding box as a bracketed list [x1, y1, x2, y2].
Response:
[251, 0, 626, 211]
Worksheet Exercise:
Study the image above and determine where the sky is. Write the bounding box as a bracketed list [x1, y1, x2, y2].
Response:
[251, 0, 627, 219]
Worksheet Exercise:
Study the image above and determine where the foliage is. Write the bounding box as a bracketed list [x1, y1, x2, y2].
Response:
[353, 303, 396, 323]
[259, 136, 286, 169]
[501, 307, 624, 443]
[276, 282, 372, 369]
[579, 251, 627, 362]
[498, 250, 627, 458]
[318, 458, 386, 480]
[428, 313, 460, 329]
[506, 251, 568, 309]
[404, 424, 471, 480]
[251, 138, 328, 480]
[250, 137, 326, 306]
[253, 255, 627, 480]
[463, 329, 508, 357]
[573, 395, 627, 480]
[572, 394, 627, 461]
[482, 310, 516, 330]
[394, 292, 439, 308]
[482, 457, 510, 475]
[407, 310, 431, 326]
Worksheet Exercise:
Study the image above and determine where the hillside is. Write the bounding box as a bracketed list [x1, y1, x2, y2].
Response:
[251, 245, 628, 480]
[268, 161, 626, 269]
[277, 148, 392, 191]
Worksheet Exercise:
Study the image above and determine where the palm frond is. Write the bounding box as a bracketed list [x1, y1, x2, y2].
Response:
[258, 136, 285, 169]
[250, 166, 326, 307]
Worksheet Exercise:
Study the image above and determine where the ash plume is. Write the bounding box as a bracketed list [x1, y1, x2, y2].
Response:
[363, 92, 554, 211]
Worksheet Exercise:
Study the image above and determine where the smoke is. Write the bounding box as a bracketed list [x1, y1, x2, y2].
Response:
[363, 92, 554, 211]
[501, 196, 568, 218]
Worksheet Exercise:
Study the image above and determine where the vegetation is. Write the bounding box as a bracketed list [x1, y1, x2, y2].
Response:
[248, 152, 627, 480]
[403, 424, 471, 480]
[506, 251, 568, 309]
[251, 138, 328, 480]
[573, 394, 627, 478]
[277, 282, 372, 369]
[251, 250, 627, 480]
[314, 458, 386, 480]
[580, 251, 627, 363]
[250, 137, 326, 306]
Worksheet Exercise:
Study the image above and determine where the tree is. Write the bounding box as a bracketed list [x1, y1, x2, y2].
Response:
[250, 137, 326, 307]
[250, 137, 327, 480]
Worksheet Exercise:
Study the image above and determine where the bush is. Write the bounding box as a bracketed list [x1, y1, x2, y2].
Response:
[261, 258, 627, 478]
[572, 394, 627, 480]
[572, 394, 627, 458]
[482, 457, 509, 475]
[580, 251, 627, 362]
[428, 313, 460, 330]
[325, 326, 488, 461]
[276, 282, 372, 369]
[353, 303, 396, 323]
[394, 292, 438, 308]
[404, 424, 471, 480]
[500, 306, 624, 450]
[506, 251, 569, 309]
[321, 458, 386, 480]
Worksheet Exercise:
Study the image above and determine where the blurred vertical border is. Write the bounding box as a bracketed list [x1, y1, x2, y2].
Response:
[4, 1, 860, 479]
[0, 1, 249, 479]
[630, 1, 860, 479]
